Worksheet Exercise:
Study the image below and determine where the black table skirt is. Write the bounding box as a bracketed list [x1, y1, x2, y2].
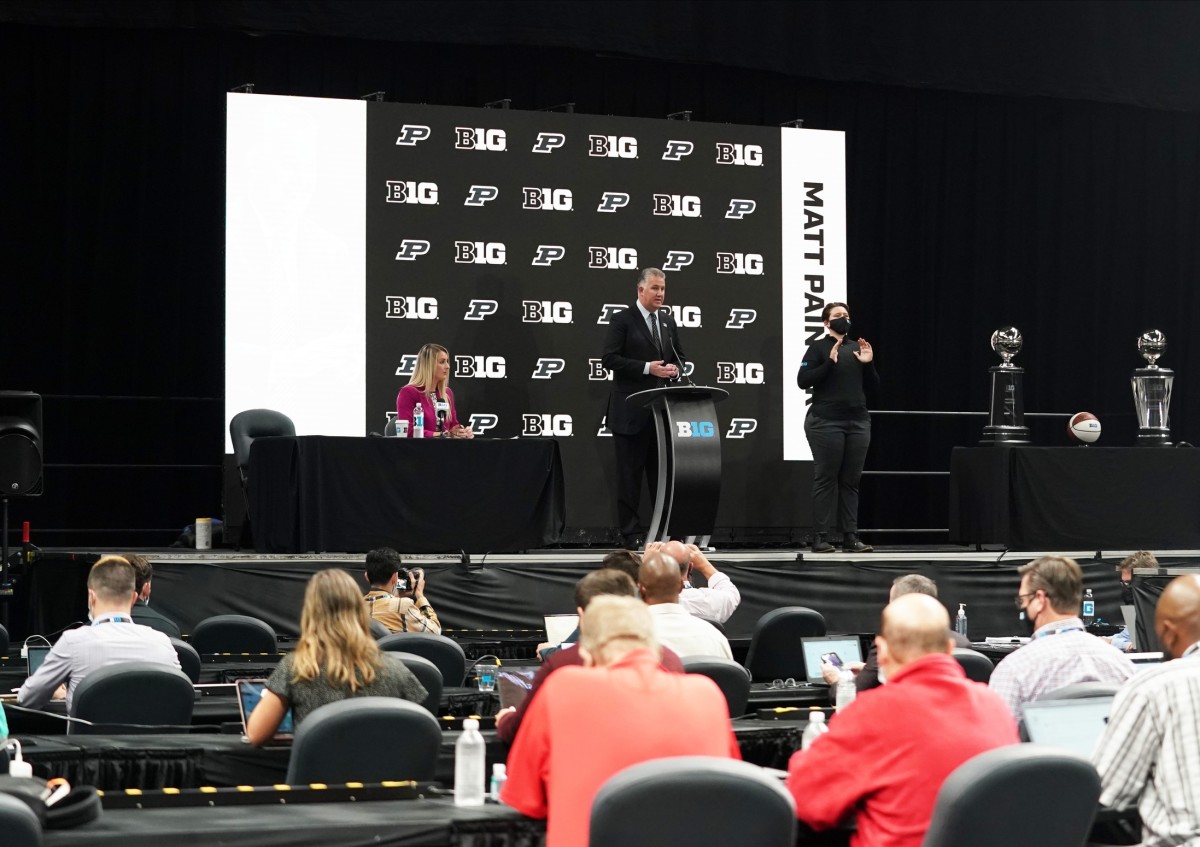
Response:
[249, 436, 565, 553]
[950, 446, 1200, 549]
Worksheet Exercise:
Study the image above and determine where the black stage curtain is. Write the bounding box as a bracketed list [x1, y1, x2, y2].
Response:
[6, 11, 1200, 543]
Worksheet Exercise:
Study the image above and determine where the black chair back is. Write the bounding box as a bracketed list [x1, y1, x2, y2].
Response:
[170, 637, 202, 683]
[392, 652, 443, 714]
[0, 622, 9, 657]
[590, 756, 795, 847]
[69, 661, 195, 735]
[922, 744, 1100, 847]
[285, 697, 442, 784]
[0, 792, 42, 847]
[743, 606, 826, 682]
[368, 618, 390, 640]
[952, 648, 994, 683]
[229, 409, 296, 478]
[682, 657, 752, 718]
[378, 632, 467, 686]
[190, 614, 278, 654]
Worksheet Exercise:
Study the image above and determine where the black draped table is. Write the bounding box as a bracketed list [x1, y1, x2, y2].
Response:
[249, 436, 565, 553]
[949, 446, 1200, 549]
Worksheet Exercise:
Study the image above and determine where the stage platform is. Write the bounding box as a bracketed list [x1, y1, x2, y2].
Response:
[6, 546, 1190, 652]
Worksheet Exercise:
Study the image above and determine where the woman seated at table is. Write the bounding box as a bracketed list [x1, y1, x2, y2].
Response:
[396, 342, 474, 438]
[246, 569, 428, 745]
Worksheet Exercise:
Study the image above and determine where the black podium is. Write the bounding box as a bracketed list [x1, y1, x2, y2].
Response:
[627, 385, 729, 543]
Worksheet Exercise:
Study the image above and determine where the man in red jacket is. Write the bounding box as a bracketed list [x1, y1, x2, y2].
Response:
[786, 593, 1018, 847]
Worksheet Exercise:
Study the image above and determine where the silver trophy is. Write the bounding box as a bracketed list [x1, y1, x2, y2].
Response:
[981, 327, 1030, 445]
[1132, 330, 1173, 446]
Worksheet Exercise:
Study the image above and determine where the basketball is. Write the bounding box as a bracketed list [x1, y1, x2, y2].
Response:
[1068, 412, 1102, 444]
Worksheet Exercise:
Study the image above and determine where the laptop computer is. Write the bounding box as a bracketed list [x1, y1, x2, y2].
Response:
[1120, 605, 1137, 650]
[236, 679, 295, 741]
[26, 645, 51, 677]
[543, 614, 579, 646]
[798, 636, 864, 685]
[1021, 696, 1114, 758]
[496, 668, 540, 710]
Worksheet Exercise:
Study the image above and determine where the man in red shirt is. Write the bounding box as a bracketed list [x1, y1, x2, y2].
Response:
[501, 595, 740, 847]
[786, 593, 1018, 847]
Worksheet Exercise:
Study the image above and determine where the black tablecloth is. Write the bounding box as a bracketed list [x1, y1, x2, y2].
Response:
[949, 446, 1200, 549]
[249, 436, 565, 553]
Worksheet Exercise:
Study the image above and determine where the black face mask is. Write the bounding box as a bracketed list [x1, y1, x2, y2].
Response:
[1018, 607, 1037, 636]
[829, 317, 851, 335]
[1120, 583, 1134, 606]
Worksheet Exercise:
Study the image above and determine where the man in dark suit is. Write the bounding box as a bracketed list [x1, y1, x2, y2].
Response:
[601, 267, 687, 548]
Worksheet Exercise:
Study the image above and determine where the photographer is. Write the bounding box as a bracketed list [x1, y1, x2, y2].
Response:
[362, 548, 442, 634]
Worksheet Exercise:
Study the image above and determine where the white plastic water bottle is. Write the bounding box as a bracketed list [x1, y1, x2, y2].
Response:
[490, 762, 507, 802]
[835, 671, 856, 712]
[1082, 589, 1095, 626]
[412, 404, 425, 439]
[801, 710, 829, 750]
[956, 603, 969, 639]
[454, 718, 485, 806]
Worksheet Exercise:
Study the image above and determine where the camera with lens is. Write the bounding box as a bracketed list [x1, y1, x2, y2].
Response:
[394, 567, 423, 595]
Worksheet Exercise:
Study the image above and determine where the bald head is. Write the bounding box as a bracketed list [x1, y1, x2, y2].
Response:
[1156, 574, 1200, 659]
[638, 551, 684, 604]
[661, 541, 691, 575]
[879, 593, 953, 666]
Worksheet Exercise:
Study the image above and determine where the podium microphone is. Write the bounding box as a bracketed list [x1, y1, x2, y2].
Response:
[435, 399, 450, 434]
[660, 311, 695, 386]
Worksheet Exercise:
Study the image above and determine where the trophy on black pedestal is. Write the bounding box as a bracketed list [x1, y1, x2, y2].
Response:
[1132, 329, 1173, 446]
[980, 326, 1031, 446]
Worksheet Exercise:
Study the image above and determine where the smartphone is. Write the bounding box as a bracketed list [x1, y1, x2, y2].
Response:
[821, 652, 843, 669]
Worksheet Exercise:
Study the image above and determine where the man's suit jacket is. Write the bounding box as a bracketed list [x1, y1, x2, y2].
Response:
[601, 305, 687, 435]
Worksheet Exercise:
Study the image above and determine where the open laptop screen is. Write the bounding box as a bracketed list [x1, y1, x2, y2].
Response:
[798, 636, 864, 684]
[1022, 696, 1115, 758]
[236, 679, 295, 741]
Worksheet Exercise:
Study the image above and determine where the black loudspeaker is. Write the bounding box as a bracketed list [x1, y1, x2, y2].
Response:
[0, 391, 43, 497]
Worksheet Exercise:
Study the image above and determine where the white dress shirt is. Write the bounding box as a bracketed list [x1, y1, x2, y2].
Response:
[679, 571, 741, 624]
[648, 603, 733, 660]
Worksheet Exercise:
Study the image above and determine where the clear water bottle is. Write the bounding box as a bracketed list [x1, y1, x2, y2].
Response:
[455, 718, 485, 806]
[835, 671, 856, 712]
[1082, 589, 1095, 627]
[412, 404, 425, 439]
[801, 710, 829, 750]
[956, 603, 969, 639]
[490, 763, 507, 802]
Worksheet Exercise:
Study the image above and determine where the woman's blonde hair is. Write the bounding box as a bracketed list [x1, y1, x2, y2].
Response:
[408, 343, 449, 400]
[291, 569, 383, 691]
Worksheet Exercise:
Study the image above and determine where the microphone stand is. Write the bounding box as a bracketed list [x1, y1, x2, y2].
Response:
[661, 314, 695, 387]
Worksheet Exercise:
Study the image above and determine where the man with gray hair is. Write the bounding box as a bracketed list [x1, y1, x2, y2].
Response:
[601, 267, 688, 549]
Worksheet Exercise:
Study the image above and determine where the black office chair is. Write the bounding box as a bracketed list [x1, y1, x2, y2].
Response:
[68, 662, 195, 735]
[1038, 681, 1121, 701]
[0, 622, 9, 656]
[952, 648, 994, 684]
[285, 697, 442, 785]
[392, 651, 444, 714]
[229, 408, 295, 547]
[590, 756, 796, 847]
[368, 618, 391, 640]
[743, 607, 826, 682]
[190, 614, 278, 654]
[0, 792, 42, 847]
[682, 657, 752, 718]
[170, 637, 202, 683]
[378, 632, 467, 687]
[921, 744, 1100, 847]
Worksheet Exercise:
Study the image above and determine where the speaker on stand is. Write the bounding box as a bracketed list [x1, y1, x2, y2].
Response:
[0, 392, 43, 627]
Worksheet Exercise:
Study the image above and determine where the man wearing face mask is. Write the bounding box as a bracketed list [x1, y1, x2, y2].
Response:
[988, 555, 1135, 716]
[797, 301, 878, 554]
[1110, 550, 1156, 652]
[1092, 574, 1200, 847]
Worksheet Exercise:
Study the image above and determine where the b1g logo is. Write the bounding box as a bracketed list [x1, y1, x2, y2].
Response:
[385, 296, 438, 320]
[661, 305, 701, 328]
[463, 299, 498, 321]
[464, 185, 499, 206]
[394, 125, 431, 146]
[716, 252, 764, 275]
[726, 308, 757, 329]
[468, 413, 499, 435]
[522, 187, 573, 211]
[523, 301, 572, 323]
[652, 195, 701, 218]
[394, 240, 431, 261]
[662, 140, 694, 161]
[531, 358, 566, 379]
[596, 304, 626, 325]
[676, 421, 715, 438]
[716, 362, 765, 384]
[531, 132, 566, 154]
[455, 355, 507, 378]
[726, 199, 757, 219]
[662, 251, 694, 272]
[454, 127, 507, 151]
[597, 192, 630, 213]
[588, 359, 613, 380]
[385, 181, 438, 205]
[588, 135, 637, 158]
[588, 247, 638, 270]
[393, 354, 418, 377]
[715, 142, 763, 166]
[727, 418, 759, 439]
[531, 245, 565, 266]
[454, 241, 506, 264]
[522, 414, 574, 436]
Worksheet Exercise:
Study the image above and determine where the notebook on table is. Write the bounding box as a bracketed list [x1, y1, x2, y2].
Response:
[798, 636, 864, 685]
[236, 679, 295, 741]
[1021, 696, 1115, 758]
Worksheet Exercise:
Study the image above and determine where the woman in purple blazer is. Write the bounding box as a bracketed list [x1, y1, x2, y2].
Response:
[396, 343, 474, 438]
